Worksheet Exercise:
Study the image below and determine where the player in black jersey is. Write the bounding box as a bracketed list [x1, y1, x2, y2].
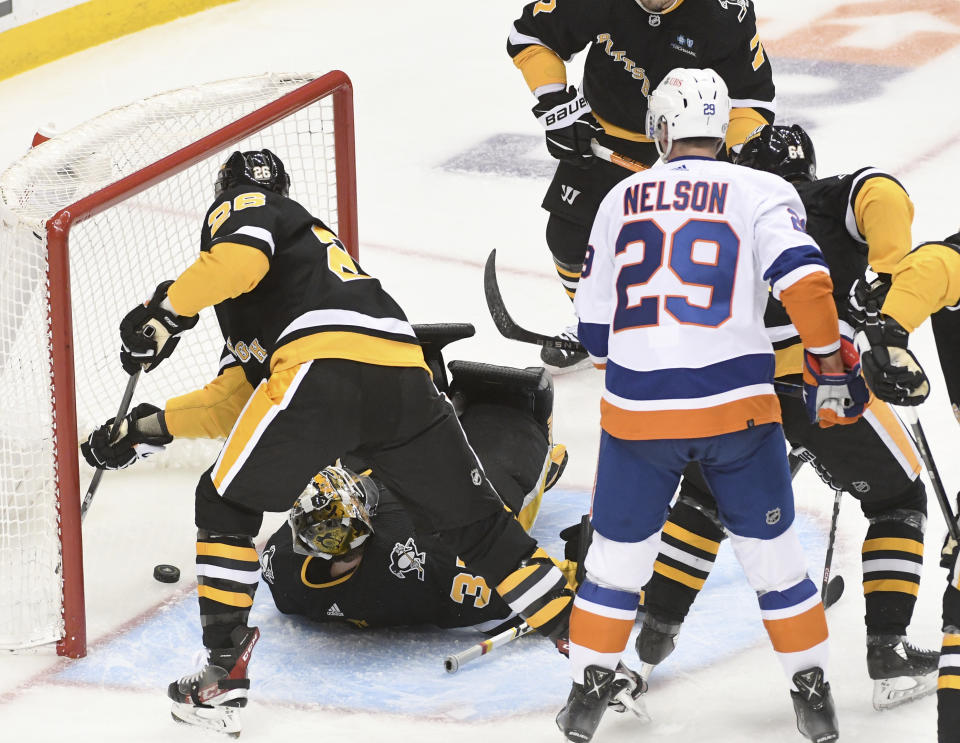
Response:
[507, 0, 775, 369]
[262, 356, 571, 632]
[633, 125, 939, 713]
[79, 150, 576, 736]
[843, 231, 960, 742]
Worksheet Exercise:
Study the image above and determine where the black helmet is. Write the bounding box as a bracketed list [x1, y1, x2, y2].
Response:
[735, 124, 816, 182]
[214, 149, 291, 198]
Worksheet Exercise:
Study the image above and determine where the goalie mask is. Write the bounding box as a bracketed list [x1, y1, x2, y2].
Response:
[645, 67, 730, 160]
[287, 466, 379, 560]
[214, 148, 291, 198]
[735, 124, 817, 183]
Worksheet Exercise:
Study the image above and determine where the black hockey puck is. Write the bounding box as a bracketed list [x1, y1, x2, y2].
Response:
[153, 564, 180, 583]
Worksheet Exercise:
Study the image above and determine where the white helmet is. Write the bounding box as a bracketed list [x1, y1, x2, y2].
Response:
[645, 67, 731, 159]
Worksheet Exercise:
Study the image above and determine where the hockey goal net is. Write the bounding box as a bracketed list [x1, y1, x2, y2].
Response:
[0, 71, 357, 658]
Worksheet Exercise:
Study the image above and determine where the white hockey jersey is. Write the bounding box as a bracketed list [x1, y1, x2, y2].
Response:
[575, 155, 840, 440]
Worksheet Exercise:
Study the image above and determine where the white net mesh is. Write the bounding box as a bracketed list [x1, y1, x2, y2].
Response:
[0, 72, 348, 650]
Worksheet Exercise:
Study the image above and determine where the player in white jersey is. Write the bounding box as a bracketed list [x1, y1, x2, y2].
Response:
[556, 69, 869, 743]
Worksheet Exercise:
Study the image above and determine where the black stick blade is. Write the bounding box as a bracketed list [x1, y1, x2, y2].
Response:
[483, 249, 584, 351]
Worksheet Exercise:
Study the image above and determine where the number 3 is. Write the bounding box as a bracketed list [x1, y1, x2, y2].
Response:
[613, 218, 739, 331]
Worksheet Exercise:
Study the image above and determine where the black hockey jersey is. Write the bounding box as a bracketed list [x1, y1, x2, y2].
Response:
[508, 0, 774, 143]
[169, 185, 425, 388]
[765, 168, 912, 377]
[261, 486, 512, 630]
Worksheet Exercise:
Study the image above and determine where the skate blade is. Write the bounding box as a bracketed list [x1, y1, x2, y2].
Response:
[171, 702, 242, 737]
[609, 691, 652, 723]
[872, 672, 939, 710]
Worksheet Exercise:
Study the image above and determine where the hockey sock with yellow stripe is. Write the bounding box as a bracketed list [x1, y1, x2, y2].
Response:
[552, 257, 581, 301]
[759, 577, 830, 687]
[862, 513, 924, 635]
[939, 630, 960, 742]
[645, 498, 724, 622]
[569, 580, 641, 681]
[196, 532, 260, 648]
[496, 546, 574, 642]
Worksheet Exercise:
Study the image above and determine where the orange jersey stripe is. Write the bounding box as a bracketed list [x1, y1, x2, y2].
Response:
[762, 603, 829, 653]
[600, 394, 781, 440]
[570, 606, 634, 654]
[778, 272, 839, 353]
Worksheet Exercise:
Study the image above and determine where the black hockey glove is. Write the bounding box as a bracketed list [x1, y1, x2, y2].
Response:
[80, 403, 173, 470]
[860, 314, 930, 406]
[848, 272, 892, 328]
[119, 280, 199, 374]
[532, 86, 602, 168]
[941, 530, 958, 571]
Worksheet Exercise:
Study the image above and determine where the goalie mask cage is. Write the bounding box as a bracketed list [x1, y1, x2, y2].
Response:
[0, 70, 357, 658]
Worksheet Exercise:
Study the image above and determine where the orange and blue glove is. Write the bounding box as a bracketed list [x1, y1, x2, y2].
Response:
[802, 338, 870, 428]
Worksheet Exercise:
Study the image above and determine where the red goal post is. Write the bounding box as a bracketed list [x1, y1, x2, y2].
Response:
[0, 71, 357, 658]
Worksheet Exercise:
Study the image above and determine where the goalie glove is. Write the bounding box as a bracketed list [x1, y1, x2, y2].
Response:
[119, 280, 199, 374]
[80, 403, 173, 470]
[803, 338, 870, 428]
[858, 314, 930, 406]
[532, 86, 602, 168]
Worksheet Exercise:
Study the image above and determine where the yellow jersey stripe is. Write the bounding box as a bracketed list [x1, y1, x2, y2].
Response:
[526, 596, 572, 629]
[198, 585, 254, 608]
[270, 331, 428, 375]
[862, 537, 924, 556]
[653, 560, 707, 591]
[938, 676, 960, 690]
[662, 521, 721, 556]
[863, 579, 920, 596]
[196, 542, 258, 562]
[513, 45, 567, 93]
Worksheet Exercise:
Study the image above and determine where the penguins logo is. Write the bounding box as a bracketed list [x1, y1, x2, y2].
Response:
[259, 545, 276, 584]
[389, 537, 426, 581]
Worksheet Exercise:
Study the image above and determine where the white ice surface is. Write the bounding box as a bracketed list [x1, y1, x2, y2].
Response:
[1, 1, 958, 741]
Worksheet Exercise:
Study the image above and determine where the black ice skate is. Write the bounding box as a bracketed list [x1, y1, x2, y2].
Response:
[556, 665, 617, 742]
[866, 633, 939, 710]
[635, 611, 682, 680]
[790, 667, 839, 743]
[168, 625, 260, 737]
[540, 326, 591, 373]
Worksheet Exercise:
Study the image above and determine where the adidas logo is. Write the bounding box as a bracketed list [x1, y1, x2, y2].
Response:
[326, 603, 344, 617]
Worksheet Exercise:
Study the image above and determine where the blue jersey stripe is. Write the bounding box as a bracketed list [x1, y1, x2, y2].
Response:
[758, 578, 818, 611]
[763, 245, 828, 286]
[577, 580, 641, 611]
[578, 321, 609, 358]
[606, 354, 775, 401]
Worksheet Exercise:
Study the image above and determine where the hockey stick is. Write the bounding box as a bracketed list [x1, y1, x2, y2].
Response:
[898, 405, 959, 542]
[484, 249, 584, 352]
[80, 369, 141, 522]
[444, 621, 534, 673]
[791, 446, 845, 609]
[821, 488, 845, 609]
[590, 139, 650, 174]
[856, 305, 960, 540]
